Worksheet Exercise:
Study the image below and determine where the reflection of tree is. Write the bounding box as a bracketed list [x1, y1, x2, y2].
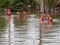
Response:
[16, 15, 20, 21]
[8, 16, 11, 27]
[0, 17, 6, 41]
[39, 25, 44, 45]
[7, 16, 11, 45]
[0, 17, 6, 29]
[14, 16, 26, 26]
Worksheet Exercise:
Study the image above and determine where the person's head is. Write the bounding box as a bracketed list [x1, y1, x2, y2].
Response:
[8, 8, 10, 11]
[41, 14, 45, 17]
[47, 15, 51, 18]
[23, 10, 26, 13]
[23, 11, 25, 12]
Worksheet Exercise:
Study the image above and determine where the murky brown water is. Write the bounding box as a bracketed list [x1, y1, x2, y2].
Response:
[0, 14, 60, 45]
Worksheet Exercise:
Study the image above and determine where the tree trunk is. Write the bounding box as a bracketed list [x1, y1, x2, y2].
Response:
[40, 0, 44, 14]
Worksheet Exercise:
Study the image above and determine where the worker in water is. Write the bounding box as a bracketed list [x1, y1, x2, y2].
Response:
[23, 11, 28, 18]
[7, 8, 11, 16]
[47, 15, 52, 24]
[16, 11, 20, 15]
[40, 14, 46, 24]
[23, 10, 28, 21]
[16, 11, 20, 21]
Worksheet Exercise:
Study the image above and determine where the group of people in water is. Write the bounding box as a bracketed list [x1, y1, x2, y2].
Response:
[7, 8, 28, 17]
[7, 8, 52, 25]
[40, 14, 52, 25]
[16, 10, 28, 21]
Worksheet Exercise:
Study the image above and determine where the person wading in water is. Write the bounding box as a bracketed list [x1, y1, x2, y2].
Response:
[7, 8, 11, 16]
[40, 14, 46, 24]
[47, 15, 52, 24]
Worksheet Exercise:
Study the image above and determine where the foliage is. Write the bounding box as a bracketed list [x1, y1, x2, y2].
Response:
[0, 0, 13, 8]
[0, 0, 36, 11]
[11, 0, 24, 11]
[48, 0, 57, 7]
[44, 0, 57, 8]
[44, 0, 48, 6]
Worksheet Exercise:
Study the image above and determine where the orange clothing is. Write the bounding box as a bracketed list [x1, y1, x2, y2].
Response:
[40, 14, 45, 24]
[47, 15, 52, 24]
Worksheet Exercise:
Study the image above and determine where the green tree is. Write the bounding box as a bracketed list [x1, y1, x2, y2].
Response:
[11, 0, 24, 11]
[0, 0, 13, 8]
[0, 0, 36, 11]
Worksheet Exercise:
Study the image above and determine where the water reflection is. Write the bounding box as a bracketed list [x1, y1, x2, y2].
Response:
[23, 15, 28, 22]
[14, 14, 40, 45]
[8, 16, 11, 27]
[0, 17, 6, 29]
[9, 15, 60, 45]
[0, 16, 8, 45]
[6, 16, 15, 45]
[39, 24, 44, 45]
[9, 16, 15, 45]
[0, 14, 60, 45]
[16, 15, 20, 21]
[47, 24, 52, 29]
[25, 17, 40, 45]
[41, 22, 60, 45]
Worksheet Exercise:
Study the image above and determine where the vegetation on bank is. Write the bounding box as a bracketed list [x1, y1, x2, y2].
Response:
[0, 0, 36, 11]
[0, 0, 60, 15]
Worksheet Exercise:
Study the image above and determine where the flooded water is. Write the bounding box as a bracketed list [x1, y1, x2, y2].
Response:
[0, 14, 60, 45]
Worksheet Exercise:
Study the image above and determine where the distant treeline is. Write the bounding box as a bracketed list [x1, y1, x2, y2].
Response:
[0, 0, 36, 11]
